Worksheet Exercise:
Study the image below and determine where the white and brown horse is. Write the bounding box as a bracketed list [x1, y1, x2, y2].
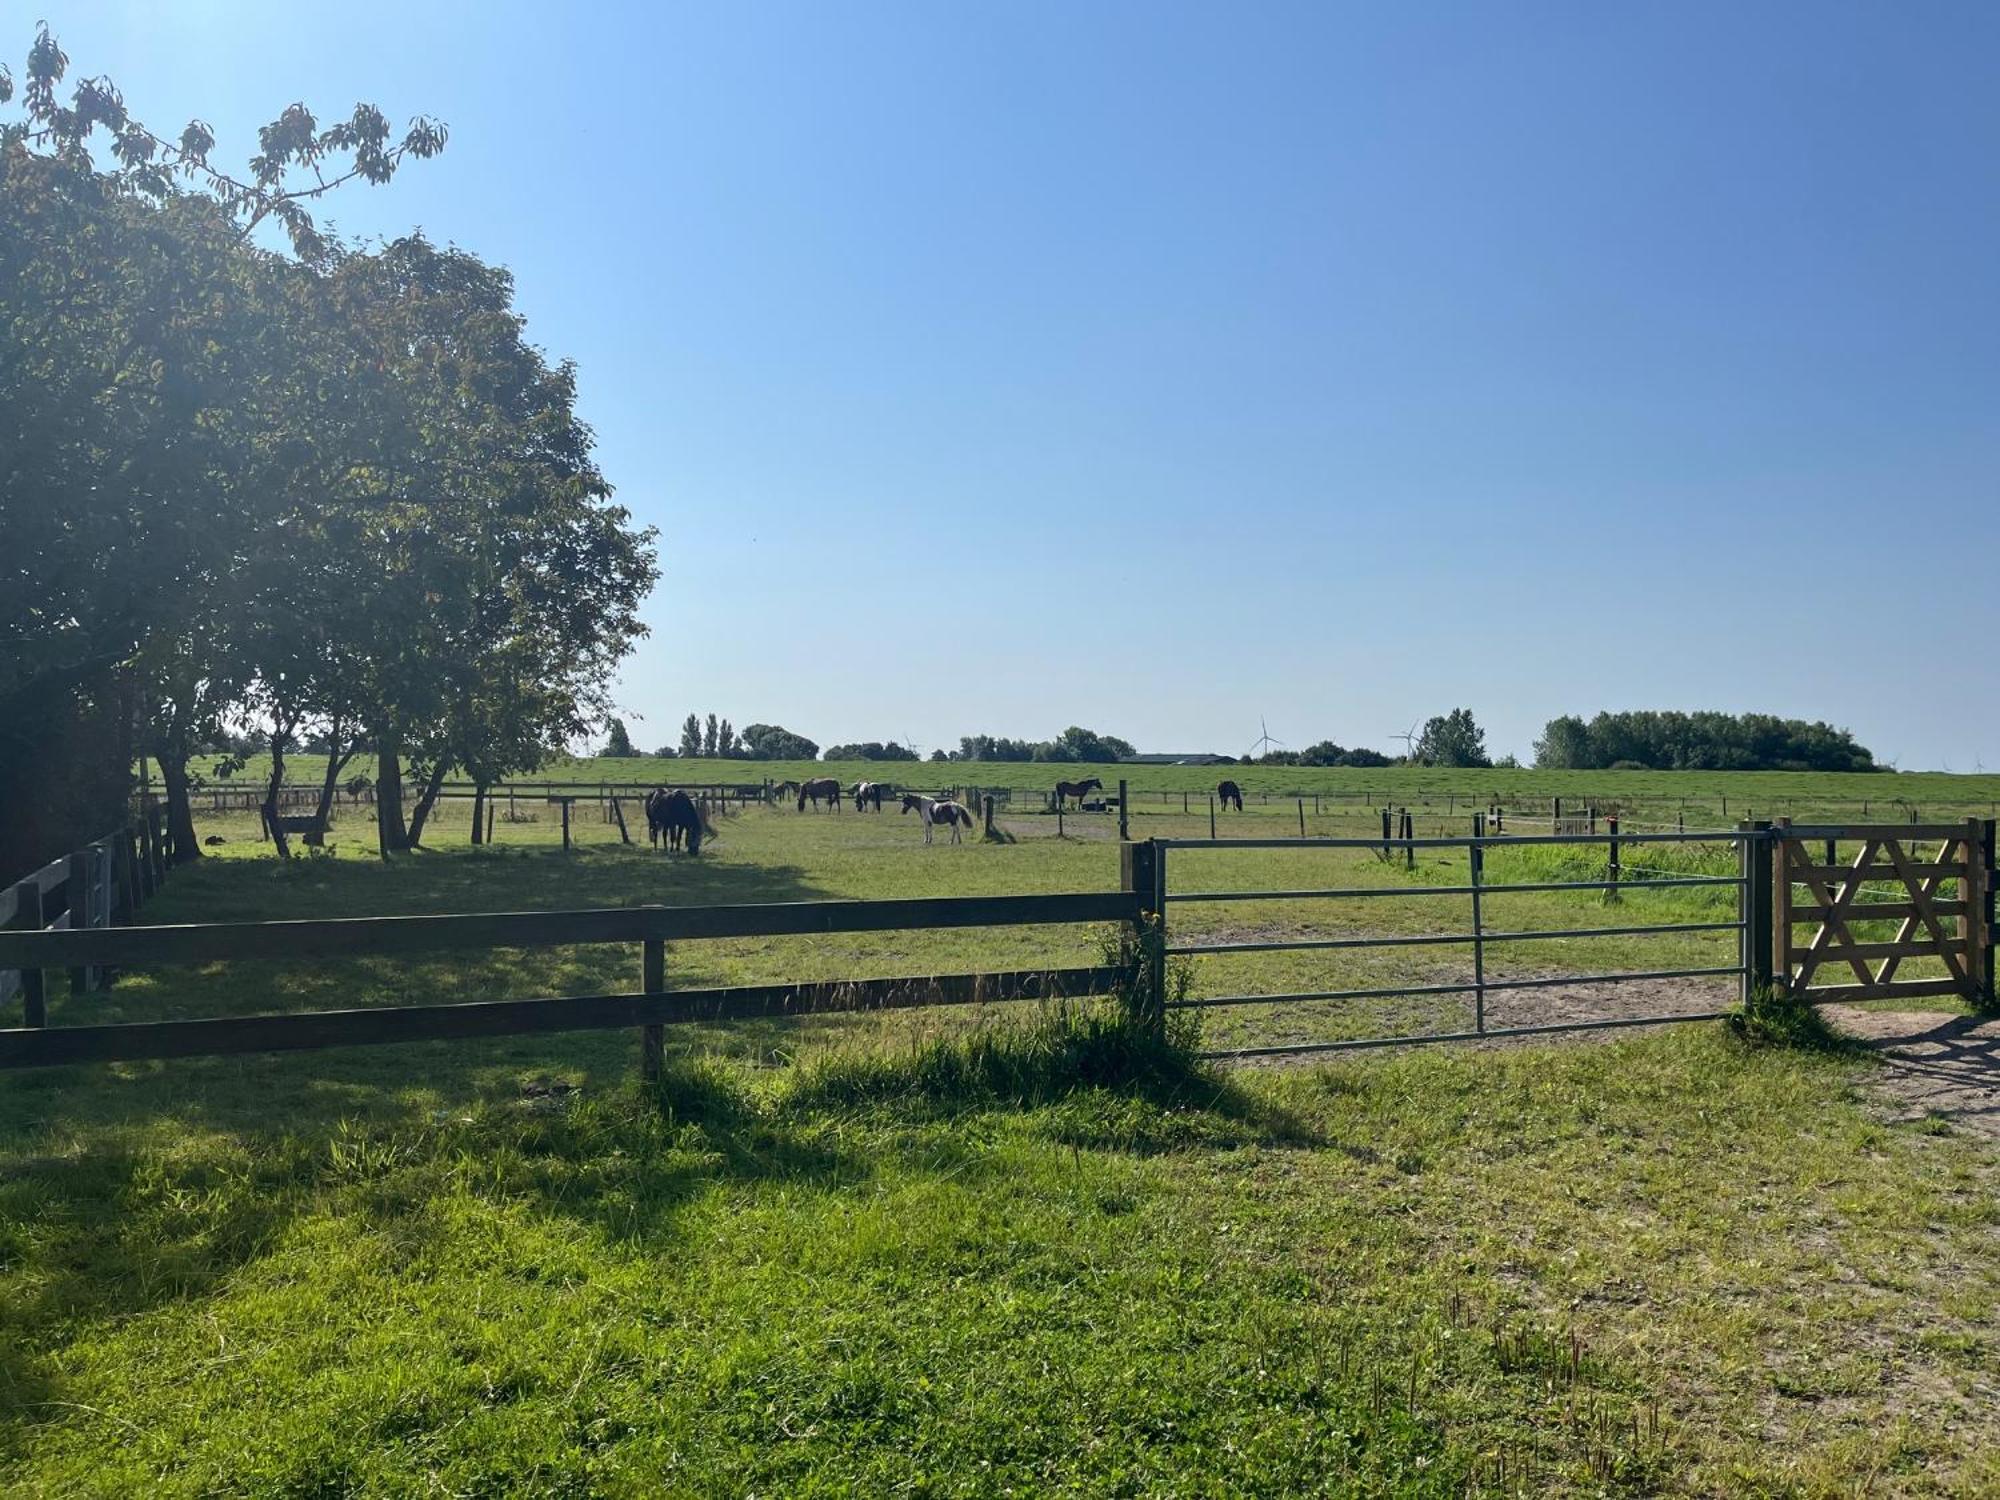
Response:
[901, 793, 975, 844]
[796, 776, 842, 811]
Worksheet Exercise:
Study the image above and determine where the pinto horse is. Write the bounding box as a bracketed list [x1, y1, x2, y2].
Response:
[796, 776, 842, 811]
[901, 793, 975, 844]
[853, 781, 887, 812]
[644, 787, 709, 854]
[1216, 779, 1244, 812]
[1053, 776, 1102, 810]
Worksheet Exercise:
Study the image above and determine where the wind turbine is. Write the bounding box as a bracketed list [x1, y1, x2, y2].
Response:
[1390, 720, 1422, 762]
[1246, 715, 1285, 760]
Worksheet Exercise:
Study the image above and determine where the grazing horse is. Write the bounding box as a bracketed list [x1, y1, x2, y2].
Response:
[1217, 779, 1244, 812]
[901, 793, 975, 844]
[853, 780, 887, 812]
[1053, 776, 1102, 811]
[644, 787, 709, 854]
[796, 776, 842, 811]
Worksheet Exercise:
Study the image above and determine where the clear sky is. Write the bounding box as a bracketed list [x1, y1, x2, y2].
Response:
[41, 2, 2000, 766]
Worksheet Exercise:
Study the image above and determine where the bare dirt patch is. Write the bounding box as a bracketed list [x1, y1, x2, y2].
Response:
[1819, 1005, 2000, 1140]
[1219, 971, 1734, 1066]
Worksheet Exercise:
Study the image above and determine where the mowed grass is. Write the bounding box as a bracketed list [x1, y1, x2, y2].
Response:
[4, 800, 1998, 1494]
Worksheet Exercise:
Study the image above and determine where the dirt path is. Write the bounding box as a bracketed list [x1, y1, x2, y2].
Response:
[1820, 1006, 2000, 1141]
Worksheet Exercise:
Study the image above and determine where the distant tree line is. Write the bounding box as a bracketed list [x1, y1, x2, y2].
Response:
[1250, 741, 1394, 769]
[1, 27, 656, 878]
[952, 728, 1138, 763]
[1533, 712, 1881, 772]
[823, 741, 919, 762]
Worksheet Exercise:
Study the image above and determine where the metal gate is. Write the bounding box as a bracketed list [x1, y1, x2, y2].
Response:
[1126, 819, 1999, 1061]
[1139, 828, 1756, 1061]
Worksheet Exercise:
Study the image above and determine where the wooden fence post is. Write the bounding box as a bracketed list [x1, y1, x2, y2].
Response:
[611, 796, 632, 845]
[1743, 820, 1775, 1000]
[1552, 796, 1562, 835]
[15, 884, 46, 1029]
[641, 931, 665, 1083]
[67, 850, 93, 994]
[1118, 779, 1129, 842]
[983, 795, 995, 839]
[1120, 839, 1166, 1039]
[1980, 819, 1996, 1005]
[1605, 816, 1621, 904]
[1297, 798, 1306, 838]
[1209, 796, 1216, 839]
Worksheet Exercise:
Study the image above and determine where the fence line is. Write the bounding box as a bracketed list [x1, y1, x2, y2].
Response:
[0, 888, 1149, 1071]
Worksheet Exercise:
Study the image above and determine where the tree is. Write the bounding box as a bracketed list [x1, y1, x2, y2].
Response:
[717, 718, 739, 758]
[679, 713, 702, 759]
[0, 23, 445, 879]
[740, 724, 818, 761]
[823, 741, 919, 762]
[650, 744, 679, 759]
[1531, 715, 1593, 770]
[1529, 710, 1879, 773]
[703, 713, 719, 758]
[601, 718, 637, 758]
[930, 748, 949, 762]
[1412, 709, 1490, 768]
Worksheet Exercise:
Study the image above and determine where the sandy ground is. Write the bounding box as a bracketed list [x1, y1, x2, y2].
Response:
[1819, 1005, 2000, 1141]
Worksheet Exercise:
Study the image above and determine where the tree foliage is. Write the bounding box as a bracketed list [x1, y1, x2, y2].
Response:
[1412, 710, 1490, 768]
[0, 26, 655, 877]
[823, 742, 920, 762]
[953, 728, 1135, 763]
[1532, 711, 1880, 773]
[740, 724, 819, 761]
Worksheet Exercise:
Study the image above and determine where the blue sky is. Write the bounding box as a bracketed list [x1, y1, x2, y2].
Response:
[43, 2, 2000, 765]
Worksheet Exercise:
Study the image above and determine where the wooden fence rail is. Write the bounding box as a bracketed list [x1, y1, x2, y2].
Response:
[0, 887, 1152, 1072]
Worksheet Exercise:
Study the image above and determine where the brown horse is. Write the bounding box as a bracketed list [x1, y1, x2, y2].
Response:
[1217, 779, 1244, 812]
[797, 776, 842, 811]
[644, 787, 711, 854]
[902, 793, 975, 844]
[1053, 776, 1102, 810]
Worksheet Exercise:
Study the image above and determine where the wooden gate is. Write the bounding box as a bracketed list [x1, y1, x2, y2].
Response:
[1775, 821, 1993, 1005]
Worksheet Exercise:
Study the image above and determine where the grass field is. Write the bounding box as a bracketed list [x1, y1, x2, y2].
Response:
[146, 752, 2000, 830]
[5, 800, 1997, 1493]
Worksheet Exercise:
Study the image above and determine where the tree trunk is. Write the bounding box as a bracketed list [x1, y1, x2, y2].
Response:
[157, 748, 202, 866]
[264, 729, 292, 861]
[375, 733, 409, 855]
[314, 722, 357, 827]
[470, 782, 487, 845]
[406, 759, 452, 847]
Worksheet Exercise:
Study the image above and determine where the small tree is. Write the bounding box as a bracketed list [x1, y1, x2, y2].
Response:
[741, 723, 818, 760]
[717, 718, 739, 757]
[1413, 708, 1490, 768]
[703, 713, 719, 758]
[679, 713, 702, 758]
[601, 717, 637, 757]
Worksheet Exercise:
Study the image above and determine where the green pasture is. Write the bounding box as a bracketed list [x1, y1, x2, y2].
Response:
[145, 752, 2000, 828]
[4, 798, 1997, 1494]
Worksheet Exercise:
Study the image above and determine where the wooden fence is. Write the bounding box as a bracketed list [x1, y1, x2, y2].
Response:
[1769, 820, 1996, 1006]
[0, 803, 175, 1022]
[0, 874, 1158, 1071]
